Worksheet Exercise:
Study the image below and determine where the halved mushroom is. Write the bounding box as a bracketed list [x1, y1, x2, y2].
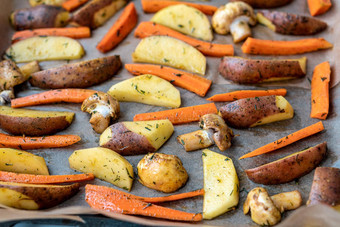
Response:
[81, 92, 120, 133]
[177, 114, 234, 151]
[212, 1, 257, 43]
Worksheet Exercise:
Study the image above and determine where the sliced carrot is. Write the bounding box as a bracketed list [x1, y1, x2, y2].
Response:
[134, 22, 234, 57]
[207, 89, 287, 102]
[242, 37, 332, 55]
[307, 0, 332, 16]
[97, 2, 138, 53]
[85, 184, 202, 221]
[133, 103, 218, 125]
[239, 121, 325, 159]
[0, 171, 94, 184]
[11, 89, 97, 108]
[12, 27, 91, 43]
[62, 0, 89, 12]
[125, 64, 212, 97]
[311, 62, 331, 120]
[141, 0, 217, 15]
[0, 133, 81, 149]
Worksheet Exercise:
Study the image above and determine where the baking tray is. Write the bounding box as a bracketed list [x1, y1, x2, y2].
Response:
[0, 0, 339, 226]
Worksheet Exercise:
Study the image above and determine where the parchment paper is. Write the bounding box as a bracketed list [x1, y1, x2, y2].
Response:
[0, 0, 339, 226]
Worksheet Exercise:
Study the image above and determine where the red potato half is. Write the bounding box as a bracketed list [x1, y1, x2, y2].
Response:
[245, 142, 327, 185]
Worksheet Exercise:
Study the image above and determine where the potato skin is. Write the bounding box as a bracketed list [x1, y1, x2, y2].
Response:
[137, 153, 188, 193]
[10, 5, 67, 30]
[229, 0, 293, 8]
[29, 55, 122, 89]
[258, 10, 327, 35]
[219, 57, 305, 84]
[307, 167, 340, 207]
[245, 142, 327, 185]
[100, 122, 156, 156]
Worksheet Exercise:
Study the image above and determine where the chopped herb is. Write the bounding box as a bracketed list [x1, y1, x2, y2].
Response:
[150, 153, 155, 160]
[5, 163, 13, 166]
[174, 73, 182, 77]
[180, 139, 185, 145]
[156, 124, 159, 128]
[145, 127, 151, 131]
[126, 168, 134, 179]
[202, 152, 207, 157]
[229, 189, 234, 195]
[163, 58, 169, 63]
[143, 203, 152, 209]
[177, 24, 184, 28]
[225, 157, 230, 161]
[122, 187, 128, 190]
[321, 77, 327, 81]
[169, 79, 175, 83]
[255, 97, 260, 101]
[63, 42, 68, 48]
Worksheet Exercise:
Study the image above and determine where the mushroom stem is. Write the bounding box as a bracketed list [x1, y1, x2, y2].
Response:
[177, 129, 214, 151]
[0, 90, 14, 105]
[230, 16, 252, 43]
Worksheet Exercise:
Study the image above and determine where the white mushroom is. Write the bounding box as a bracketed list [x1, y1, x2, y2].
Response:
[81, 92, 120, 133]
[212, 1, 257, 43]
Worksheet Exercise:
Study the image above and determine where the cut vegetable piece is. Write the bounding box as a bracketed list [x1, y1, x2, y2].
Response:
[125, 64, 211, 97]
[132, 36, 206, 75]
[97, 2, 138, 53]
[239, 121, 325, 159]
[271, 191, 303, 213]
[207, 89, 287, 102]
[19, 61, 40, 79]
[134, 22, 234, 57]
[151, 4, 213, 41]
[62, 0, 89, 11]
[108, 74, 180, 108]
[202, 149, 239, 219]
[242, 37, 332, 55]
[0, 148, 49, 175]
[133, 103, 218, 125]
[307, 0, 332, 16]
[4, 36, 84, 63]
[311, 61, 331, 120]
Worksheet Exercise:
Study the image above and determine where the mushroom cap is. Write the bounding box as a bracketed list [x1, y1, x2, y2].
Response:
[0, 60, 26, 91]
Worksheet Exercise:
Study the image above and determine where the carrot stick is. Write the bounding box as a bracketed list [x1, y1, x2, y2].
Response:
[0, 171, 94, 184]
[125, 64, 212, 97]
[87, 184, 204, 203]
[307, 0, 332, 16]
[0, 133, 81, 149]
[134, 22, 234, 57]
[62, 0, 89, 12]
[311, 62, 331, 120]
[97, 2, 138, 53]
[11, 89, 97, 108]
[85, 185, 203, 221]
[239, 121, 325, 159]
[207, 89, 287, 102]
[133, 103, 218, 125]
[242, 37, 332, 55]
[12, 27, 91, 43]
[141, 0, 217, 15]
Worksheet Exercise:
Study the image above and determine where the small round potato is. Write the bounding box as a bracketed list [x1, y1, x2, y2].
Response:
[137, 153, 188, 193]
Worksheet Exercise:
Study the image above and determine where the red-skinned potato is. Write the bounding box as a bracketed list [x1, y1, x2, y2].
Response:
[229, 0, 293, 8]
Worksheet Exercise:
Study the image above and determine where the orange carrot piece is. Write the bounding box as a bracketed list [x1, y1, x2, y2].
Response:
[62, 0, 89, 12]
[134, 22, 234, 57]
[133, 103, 218, 125]
[311, 62, 331, 120]
[242, 37, 332, 55]
[11, 89, 97, 108]
[239, 121, 325, 159]
[0, 171, 94, 184]
[307, 0, 332, 16]
[125, 64, 212, 97]
[97, 2, 138, 53]
[0, 133, 81, 149]
[207, 89, 287, 102]
[141, 0, 217, 15]
[85, 185, 202, 221]
[12, 27, 91, 43]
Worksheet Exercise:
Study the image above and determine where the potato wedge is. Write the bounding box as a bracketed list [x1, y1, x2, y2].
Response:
[69, 147, 134, 191]
[257, 11, 327, 36]
[202, 149, 239, 219]
[0, 181, 79, 209]
[5, 36, 84, 63]
[219, 56, 306, 84]
[0, 106, 74, 136]
[0, 148, 49, 175]
[151, 4, 213, 41]
[108, 74, 181, 108]
[132, 36, 206, 75]
[29, 0, 67, 6]
[30, 56, 121, 89]
[72, 0, 127, 29]
[245, 142, 327, 185]
[307, 167, 340, 207]
[100, 120, 174, 156]
[219, 95, 294, 129]
[229, 0, 293, 8]
[10, 5, 69, 30]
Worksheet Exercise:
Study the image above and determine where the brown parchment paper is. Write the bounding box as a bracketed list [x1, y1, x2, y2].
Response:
[0, 0, 340, 226]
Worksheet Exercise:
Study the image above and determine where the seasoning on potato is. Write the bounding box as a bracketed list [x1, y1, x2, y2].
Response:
[137, 153, 188, 193]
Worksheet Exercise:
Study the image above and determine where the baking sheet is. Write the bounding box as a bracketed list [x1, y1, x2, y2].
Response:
[0, 0, 340, 226]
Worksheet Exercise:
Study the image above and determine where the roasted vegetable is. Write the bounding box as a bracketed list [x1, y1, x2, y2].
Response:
[271, 190, 302, 213]
[29, 0, 67, 6]
[230, 0, 293, 8]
